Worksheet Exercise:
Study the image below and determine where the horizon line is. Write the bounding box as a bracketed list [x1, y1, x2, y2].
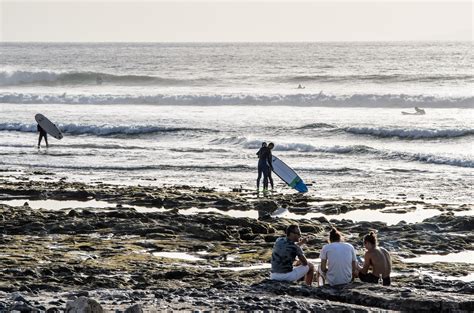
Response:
[2, 40, 473, 44]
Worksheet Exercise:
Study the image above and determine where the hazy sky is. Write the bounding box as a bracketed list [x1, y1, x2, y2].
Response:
[1, 1, 472, 42]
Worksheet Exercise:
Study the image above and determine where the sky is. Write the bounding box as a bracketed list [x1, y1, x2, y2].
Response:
[1, 0, 472, 42]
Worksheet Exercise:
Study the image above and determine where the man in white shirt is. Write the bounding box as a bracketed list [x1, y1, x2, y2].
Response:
[318, 228, 357, 286]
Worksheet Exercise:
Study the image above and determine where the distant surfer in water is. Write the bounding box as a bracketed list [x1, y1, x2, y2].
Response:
[402, 107, 426, 115]
[37, 124, 48, 148]
[96, 76, 103, 85]
[414, 107, 425, 114]
[256, 142, 274, 193]
[297, 84, 305, 89]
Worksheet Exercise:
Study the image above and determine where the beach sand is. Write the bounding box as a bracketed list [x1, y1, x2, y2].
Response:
[0, 174, 473, 312]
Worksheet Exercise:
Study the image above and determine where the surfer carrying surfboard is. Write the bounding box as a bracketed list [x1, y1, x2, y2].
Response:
[37, 123, 49, 148]
[256, 142, 274, 193]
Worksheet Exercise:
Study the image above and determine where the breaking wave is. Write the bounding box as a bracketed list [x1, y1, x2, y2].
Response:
[212, 137, 473, 168]
[1, 92, 472, 108]
[0, 70, 213, 86]
[280, 73, 474, 84]
[342, 127, 474, 139]
[0, 122, 217, 136]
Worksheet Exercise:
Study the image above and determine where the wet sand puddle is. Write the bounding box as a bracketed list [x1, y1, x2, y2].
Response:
[152, 250, 321, 272]
[141, 204, 473, 226]
[1, 199, 471, 227]
[401, 250, 474, 264]
[151, 250, 474, 282]
[0, 199, 114, 210]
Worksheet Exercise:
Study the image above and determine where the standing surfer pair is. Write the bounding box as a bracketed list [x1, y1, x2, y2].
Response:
[256, 142, 274, 193]
[257, 142, 309, 194]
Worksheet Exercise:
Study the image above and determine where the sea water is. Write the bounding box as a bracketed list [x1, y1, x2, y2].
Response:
[0, 42, 472, 203]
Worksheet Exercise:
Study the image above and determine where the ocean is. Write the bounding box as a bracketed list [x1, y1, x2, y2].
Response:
[0, 42, 472, 203]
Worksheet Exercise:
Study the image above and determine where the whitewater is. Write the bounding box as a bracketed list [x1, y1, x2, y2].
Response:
[0, 42, 472, 203]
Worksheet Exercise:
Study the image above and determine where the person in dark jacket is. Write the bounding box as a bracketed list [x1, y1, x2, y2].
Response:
[256, 142, 274, 192]
[37, 124, 48, 148]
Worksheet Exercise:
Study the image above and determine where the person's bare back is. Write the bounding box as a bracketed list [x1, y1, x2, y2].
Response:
[365, 247, 391, 278]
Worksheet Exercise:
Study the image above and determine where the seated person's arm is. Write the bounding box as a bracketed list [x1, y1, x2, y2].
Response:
[296, 237, 307, 246]
[359, 252, 371, 274]
[320, 259, 328, 272]
[297, 254, 309, 266]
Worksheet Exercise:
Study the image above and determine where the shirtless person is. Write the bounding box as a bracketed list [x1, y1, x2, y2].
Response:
[357, 231, 392, 286]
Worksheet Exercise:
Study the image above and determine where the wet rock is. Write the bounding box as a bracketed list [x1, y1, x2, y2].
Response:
[164, 270, 189, 279]
[124, 304, 143, 313]
[253, 200, 278, 212]
[65, 296, 103, 313]
[214, 198, 235, 206]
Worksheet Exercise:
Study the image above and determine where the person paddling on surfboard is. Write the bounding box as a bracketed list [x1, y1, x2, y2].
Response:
[37, 123, 49, 148]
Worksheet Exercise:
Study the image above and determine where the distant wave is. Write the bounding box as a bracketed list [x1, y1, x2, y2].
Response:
[0, 122, 217, 136]
[1, 92, 472, 108]
[211, 137, 473, 168]
[0, 70, 214, 86]
[342, 127, 474, 139]
[298, 123, 337, 129]
[170, 147, 229, 153]
[280, 73, 474, 84]
[0, 162, 253, 172]
[298, 123, 474, 139]
[385, 151, 474, 168]
[0, 142, 156, 150]
[210, 136, 248, 145]
[5, 69, 472, 87]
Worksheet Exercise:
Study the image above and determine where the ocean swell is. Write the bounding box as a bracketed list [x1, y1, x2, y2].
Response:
[343, 127, 474, 139]
[0, 70, 213, 86]
[280, 73, 474, 84]
[0, 122, 216, 136]
[1, 92, 473, 108]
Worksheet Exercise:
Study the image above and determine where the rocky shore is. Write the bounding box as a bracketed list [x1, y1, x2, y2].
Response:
[0, 173, 473, 312]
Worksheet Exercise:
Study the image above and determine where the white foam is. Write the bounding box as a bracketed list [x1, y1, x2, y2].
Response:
[0, 122, 213, 136]
[1, 92, 473, 108]
[344, 126, 474, 139]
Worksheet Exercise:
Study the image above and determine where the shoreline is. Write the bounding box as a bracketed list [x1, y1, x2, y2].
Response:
[0, 176, 473, 312]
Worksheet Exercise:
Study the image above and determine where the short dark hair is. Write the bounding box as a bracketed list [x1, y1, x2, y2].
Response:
[364, 231, 377, 246]
[286, 224, 299, 236]
[261, 142, 267, 147]
[268, 142, 274, 148]
[329, 227, 342, 243]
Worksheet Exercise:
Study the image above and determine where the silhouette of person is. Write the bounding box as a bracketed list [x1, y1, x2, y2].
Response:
[37, 124, 48, 148]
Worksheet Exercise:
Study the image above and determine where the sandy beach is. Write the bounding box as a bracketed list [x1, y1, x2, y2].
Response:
[0, 170, 472, 312]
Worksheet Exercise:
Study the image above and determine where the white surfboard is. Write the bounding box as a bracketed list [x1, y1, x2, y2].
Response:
[271, 155, 308, 193]
[35, 114, 63, 140]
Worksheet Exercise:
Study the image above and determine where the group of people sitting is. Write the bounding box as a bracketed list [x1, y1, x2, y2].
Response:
[271, 224, 392, 287]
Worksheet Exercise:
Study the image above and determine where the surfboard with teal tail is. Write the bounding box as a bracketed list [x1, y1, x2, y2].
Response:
[271, 155, 308, 193]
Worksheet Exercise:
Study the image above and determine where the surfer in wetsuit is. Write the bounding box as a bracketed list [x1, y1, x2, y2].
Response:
[256, 142, 274, 193]
[37, 124, 48, 148]
[256, 142, 267, 192]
